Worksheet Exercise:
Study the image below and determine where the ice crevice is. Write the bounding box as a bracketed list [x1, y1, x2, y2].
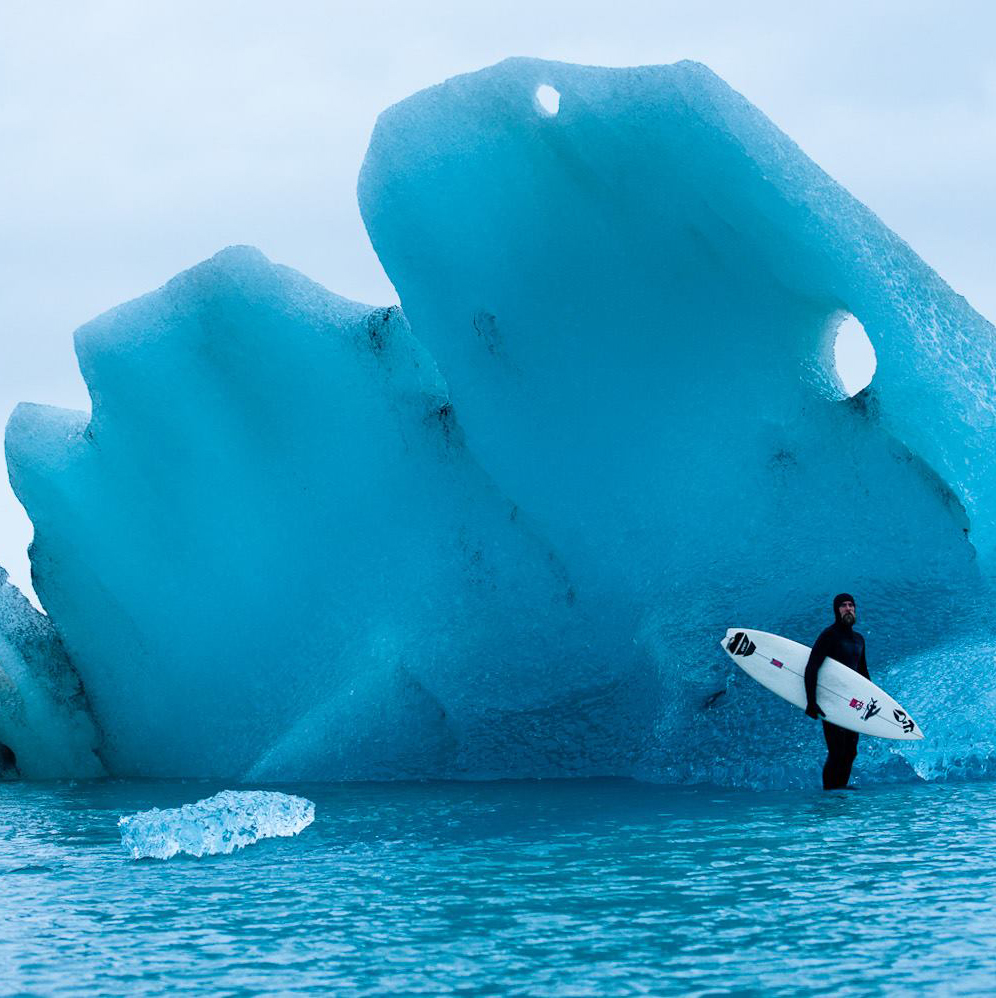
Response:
[5, 57, 996, 786]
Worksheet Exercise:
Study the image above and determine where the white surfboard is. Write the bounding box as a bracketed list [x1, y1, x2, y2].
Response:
[720, 628, 924, 740]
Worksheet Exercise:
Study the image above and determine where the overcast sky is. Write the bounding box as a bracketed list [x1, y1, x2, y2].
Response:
[2, 0, 994, 601]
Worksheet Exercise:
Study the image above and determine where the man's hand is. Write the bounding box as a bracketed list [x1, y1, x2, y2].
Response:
[805, 701, 825, 720]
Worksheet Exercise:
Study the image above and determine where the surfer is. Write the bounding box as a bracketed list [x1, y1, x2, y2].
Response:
[804, 593, 868, 790]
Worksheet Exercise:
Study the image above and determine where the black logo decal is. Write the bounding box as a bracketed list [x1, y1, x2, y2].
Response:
[893, 708, 916, 734]
[727, 632, 756, 657]
[862, 698, 880, 721]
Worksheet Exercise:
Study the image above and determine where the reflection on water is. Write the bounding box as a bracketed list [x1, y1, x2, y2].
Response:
[1, 779, 994, 995]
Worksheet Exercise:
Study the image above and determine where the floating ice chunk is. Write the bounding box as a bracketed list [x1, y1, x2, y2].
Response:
[118, 790, 314, 860]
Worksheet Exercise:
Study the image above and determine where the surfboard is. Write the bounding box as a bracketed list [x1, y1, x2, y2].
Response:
[720, 628, 924, 740]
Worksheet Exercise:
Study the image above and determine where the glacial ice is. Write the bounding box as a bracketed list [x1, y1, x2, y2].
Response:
[6, 58, 996, 786]
[6, 246, 640, 780]
[359, 58, 996, 783]
[118, 790, 314, 859]
[0, 566, 103, 778]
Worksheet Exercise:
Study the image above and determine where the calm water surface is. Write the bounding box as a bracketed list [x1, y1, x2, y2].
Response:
[1, 778, 994, 995]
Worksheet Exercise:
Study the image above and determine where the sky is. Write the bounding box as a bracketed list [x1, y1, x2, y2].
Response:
[1, 0, 994, 602]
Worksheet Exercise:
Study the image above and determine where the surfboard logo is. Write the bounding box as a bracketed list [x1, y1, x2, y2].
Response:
[862, 698, 880, 721]
[727, 632, 756, 656]
[893, 708, 916, 734]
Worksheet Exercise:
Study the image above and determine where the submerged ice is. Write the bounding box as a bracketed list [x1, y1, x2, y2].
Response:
[119, 790, 314, 859]
[5, 58, 996, 787]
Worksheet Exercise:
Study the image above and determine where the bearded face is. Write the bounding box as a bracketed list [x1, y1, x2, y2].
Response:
[837, 600, 856, 626]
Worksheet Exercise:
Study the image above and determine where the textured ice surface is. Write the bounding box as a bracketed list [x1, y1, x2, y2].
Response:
[6, 246, 642, 780]
[7, 58, 996, 786]
[359, 58, 996, 784]
[0, 566, 102, 778]
[118, 790, 314, 859]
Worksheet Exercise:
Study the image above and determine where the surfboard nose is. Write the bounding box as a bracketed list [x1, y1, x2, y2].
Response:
[720, 628, 740, 652]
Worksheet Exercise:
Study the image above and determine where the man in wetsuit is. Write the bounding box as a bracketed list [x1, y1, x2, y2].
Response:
[804, 593, 868, 790]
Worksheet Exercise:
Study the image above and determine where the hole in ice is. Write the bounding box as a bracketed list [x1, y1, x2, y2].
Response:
[535, 84, 560, 116]
[0, 742, 18, 778]
[833, 314, 876, 397]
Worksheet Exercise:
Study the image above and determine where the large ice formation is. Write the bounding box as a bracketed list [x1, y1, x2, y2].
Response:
[119, 790, 314, 859]
[358, 58, 996, 785]
[6, 58, 996, 786]
[6, 246, 644, 780]
[0, 566, 103, 778]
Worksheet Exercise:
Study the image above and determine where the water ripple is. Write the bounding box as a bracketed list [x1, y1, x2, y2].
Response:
[1, 780, 996, 994]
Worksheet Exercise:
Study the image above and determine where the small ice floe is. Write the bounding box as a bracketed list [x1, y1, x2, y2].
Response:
[118, 789, 314, 860]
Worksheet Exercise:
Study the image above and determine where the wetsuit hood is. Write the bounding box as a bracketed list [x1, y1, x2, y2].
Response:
[833, 592, 856, 627]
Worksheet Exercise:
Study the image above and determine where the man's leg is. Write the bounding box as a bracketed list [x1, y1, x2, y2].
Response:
[822, 721, 859, 789]
[838, 728, 859, 786]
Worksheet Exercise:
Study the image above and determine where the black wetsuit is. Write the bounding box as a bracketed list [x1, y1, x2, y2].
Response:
[804, 621, 868, 790]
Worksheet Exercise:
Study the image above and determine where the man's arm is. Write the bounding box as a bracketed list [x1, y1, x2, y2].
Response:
[859, 639, 869, 679]
[804, 634, 828, 719]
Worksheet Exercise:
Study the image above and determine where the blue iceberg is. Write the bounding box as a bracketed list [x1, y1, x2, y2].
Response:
[5, 58, 996, 786]
[5, 247, 624, 781]
[118, 790, 315, 859]
[0, 566, 103, 778]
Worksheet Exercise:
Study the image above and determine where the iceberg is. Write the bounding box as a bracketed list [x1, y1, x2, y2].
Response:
[359, 58, 991, 611]
[6, 247, 644, 781]
[358, 58, 996, 783]
[6, 58, 996, 786]
[0, 566, 103, 778]
[118, 790, 314, 859]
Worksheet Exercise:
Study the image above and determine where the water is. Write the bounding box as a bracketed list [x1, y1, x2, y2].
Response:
[2, 778, 995, 995]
